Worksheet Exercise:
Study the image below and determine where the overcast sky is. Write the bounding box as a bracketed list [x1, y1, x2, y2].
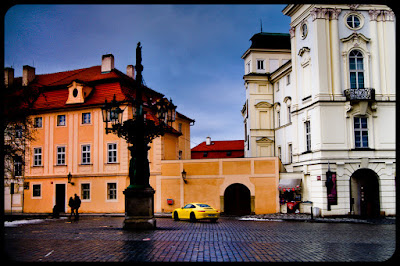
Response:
[4, 4, 291, 147]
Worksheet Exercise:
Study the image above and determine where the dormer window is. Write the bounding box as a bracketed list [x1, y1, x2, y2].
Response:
[66, 80, 93, 104]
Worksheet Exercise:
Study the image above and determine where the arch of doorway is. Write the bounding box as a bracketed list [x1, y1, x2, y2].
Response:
[219, 176, 255, 215]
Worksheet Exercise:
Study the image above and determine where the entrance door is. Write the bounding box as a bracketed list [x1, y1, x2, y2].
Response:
[55, 184, 66, 213]
[224, 183, 251, 216]
[350, 169, 380, 218]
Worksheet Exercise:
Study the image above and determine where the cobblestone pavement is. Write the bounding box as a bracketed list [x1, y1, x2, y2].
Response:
[4, 216, 396, 262]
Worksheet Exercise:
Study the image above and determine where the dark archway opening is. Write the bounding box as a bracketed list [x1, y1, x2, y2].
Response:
[224, 183, 251, 216]
[350, 168, 380, 218]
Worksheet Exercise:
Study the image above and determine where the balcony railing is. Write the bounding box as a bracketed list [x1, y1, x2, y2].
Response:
[344, 88, 375, 101]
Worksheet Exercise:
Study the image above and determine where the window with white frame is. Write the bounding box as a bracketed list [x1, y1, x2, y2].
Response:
[81, 145, 91, 164]
[246, 61, 251, 74]
[57, 115, 66, 126]
[288, 144, 292, 164]
[82, 112, 91, 124]
[276, 81, 280, 92]
[349, 50, 364, 89]
[277, 111, 281, 127]
[305, 121, 311, 152]
[107, 183, 117, 200]
[32, 184, 41, 197]
[81, 183, 90, 200]
[287, 105, 291, 123]
[107, 143, 117, 163]
[287, 73, 291, 85]
[257, 59, 265, 71]
[57, 146, 66, 165]
[34, 147, 42, 166]
[354, 117, 368, 148]
[34, 117, 42, 128]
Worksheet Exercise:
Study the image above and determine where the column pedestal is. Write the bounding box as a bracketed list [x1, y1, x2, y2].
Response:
[123, 186, 156, 230]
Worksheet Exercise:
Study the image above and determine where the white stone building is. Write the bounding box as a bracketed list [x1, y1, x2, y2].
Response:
[242, 4, 396, 217]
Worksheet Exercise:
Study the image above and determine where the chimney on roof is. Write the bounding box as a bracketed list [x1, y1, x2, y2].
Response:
[126, 65, 135, 79]
[22, 65, 35, 86]
[206, 136, 211, 145]
[4, 67, 14, 87]
[101, 54, 114, 73]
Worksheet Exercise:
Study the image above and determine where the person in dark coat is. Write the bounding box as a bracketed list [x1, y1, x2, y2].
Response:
[68, 196, 75, 219]
[74, 194, 81, 220]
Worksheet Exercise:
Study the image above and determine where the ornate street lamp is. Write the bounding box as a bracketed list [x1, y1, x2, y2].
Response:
[101, 42, 176, 229]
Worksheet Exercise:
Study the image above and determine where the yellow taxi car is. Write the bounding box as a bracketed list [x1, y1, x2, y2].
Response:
[172, 203, 219, 222]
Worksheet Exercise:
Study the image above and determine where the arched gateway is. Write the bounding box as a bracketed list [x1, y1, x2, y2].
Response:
[350, 168, 380, 218]
[224, 183, 251, 216]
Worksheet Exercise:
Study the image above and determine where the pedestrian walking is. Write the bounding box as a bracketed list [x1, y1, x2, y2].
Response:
[68, 196, 75, 219]
[74, 194, 81, 220]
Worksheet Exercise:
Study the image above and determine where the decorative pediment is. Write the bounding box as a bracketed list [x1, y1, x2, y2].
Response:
[298, 47, 311, 67]
[66, 80, 93, 104]
[255, 101, 273, 109]
[283, 96, 292, 104]
[298, 47, 310, 57]
[340, 33, 370, 45]
[256, 137, 274, 144]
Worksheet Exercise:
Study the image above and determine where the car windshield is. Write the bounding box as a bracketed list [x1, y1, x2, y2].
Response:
[196, 204, 211, 208]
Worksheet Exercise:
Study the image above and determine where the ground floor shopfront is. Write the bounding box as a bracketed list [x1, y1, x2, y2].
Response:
[283, 159, 396, 218]
[21, 157, 280, 215]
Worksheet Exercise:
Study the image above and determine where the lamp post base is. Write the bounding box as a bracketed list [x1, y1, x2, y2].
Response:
[123, 186, 156, 230]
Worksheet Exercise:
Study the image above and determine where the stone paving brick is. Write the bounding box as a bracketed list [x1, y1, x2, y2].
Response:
[4, 216, 396, 262]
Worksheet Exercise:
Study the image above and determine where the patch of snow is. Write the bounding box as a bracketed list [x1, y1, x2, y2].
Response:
[239, 217, 284, 222]
[4, 219, 45, 227]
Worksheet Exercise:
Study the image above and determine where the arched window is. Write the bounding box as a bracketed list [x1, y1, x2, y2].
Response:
[349, 50, 364, 89]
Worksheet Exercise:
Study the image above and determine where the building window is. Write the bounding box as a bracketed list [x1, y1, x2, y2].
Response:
[354, 117, 368, 148]
[287, 74, 291, 85]
[107, 183, 117, 200]
[246, 61, 251, 74]
[257, 59, 265, 70]
[15, 125, 23, 138]
[178, 123, 182, 133]
[34, 148, 42, 166]
[57, 115, 66, 126]
[14, 157, 23, 177]
[81, 183, 90, 200]
[227, 151, 232, 156]
[287, 105, 291, 123]
[277, 111, 281, 127]
[305, 121, 311, 152]
[269, 59, 279, 72]
[288, 144, 292, 163]
[81, 145, 91, 165]
[107, 143, 117, 163]
[32, 184, 41, 197]
[301, 22, 308, 39]
[82, 113, 91, 124]
[349, 50, 364, 89]
[346, 14, 361, 29]
[203, 152, 208, 157]
[278, 146, 282, 160]
[179, 150, 183, 160]
[34, 117, 42, 128]
[57, 146, 66, 165]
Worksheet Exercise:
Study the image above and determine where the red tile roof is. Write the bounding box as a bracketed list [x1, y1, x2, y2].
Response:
[191, 140, 244, 152]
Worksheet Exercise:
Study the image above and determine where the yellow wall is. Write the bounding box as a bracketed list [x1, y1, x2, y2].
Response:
[157, 157, 279, 214]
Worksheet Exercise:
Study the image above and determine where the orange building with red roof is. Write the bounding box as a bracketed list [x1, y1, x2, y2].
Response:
[7, 54, 194, 214]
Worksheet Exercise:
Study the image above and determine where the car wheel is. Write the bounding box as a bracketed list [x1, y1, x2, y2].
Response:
[210, 218, 218, 223]
[190, 212, 197, 222]
[173, 212, 179, 221]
